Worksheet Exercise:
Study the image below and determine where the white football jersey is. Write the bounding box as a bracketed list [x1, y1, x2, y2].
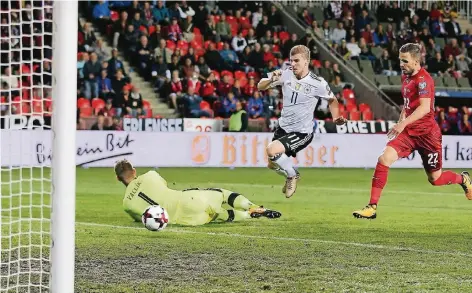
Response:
[268, 68, 335, 134]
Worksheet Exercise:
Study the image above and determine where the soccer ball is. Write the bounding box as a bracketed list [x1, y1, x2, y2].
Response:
[142, 205, 169, 231]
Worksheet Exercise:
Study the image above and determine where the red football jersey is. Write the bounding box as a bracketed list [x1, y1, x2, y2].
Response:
[401, 67, 438, 136]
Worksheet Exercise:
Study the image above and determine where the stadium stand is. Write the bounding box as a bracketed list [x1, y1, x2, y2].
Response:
[290, 0, 472, 135]
[80, 0, 367, 128]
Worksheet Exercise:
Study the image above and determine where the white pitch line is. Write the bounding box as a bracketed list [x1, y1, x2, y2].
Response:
[75, 221, 472, 258]
[185, 182, 461, 197]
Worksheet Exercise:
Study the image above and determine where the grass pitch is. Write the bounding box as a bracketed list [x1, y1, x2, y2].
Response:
[3, 167, 472, 292]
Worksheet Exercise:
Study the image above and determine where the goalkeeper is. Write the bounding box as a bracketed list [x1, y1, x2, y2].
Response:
[114, 159, 281, 226]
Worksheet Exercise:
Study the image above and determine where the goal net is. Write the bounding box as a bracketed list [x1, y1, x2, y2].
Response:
[1, 1, 77, 292]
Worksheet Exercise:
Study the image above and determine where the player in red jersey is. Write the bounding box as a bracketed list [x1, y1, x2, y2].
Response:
[353, 43, 472, 219]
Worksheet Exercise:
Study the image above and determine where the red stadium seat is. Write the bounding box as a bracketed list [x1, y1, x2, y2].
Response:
[194, 47, 206, 58]
[77, 98, 90, 108]
[177, 40, 189, 50]
[239, 16, 251, 29]
[362, 110, 373, 120]
[234, 71, 246, 79]
[190, 39, 202, 49]
[204, 40, 215, 49]
[279, 31, 290, 43]
[193, 27, 201, 35]
[239, 77, 248, 88]
[91, 98, 105, 109]
[32, 100, 43, 113]
[349, 110, 361, 121]
[148, 25, 156, 35]
[143, 99, 151, 110]
[346, 104, 358, 112]
[216, 41, 224, 51]
[80, 107, 92, 117]
[358, 103, 371, 112]
[110, 10, 119, 21]
[166, 40, 176, 50]
[200, 100, 211, 110]
[226, 15, 237, 24]
[214, 15, 220, 23]
[212, 70, 220, 80]
[221, 70, 233, 78]
[272, 44, 280, 53]
[241, 29, 249, 37]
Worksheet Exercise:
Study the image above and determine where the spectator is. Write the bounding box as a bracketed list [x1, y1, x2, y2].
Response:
[222, 92, 238, 118]
[112, 69, 128, 99]
[256, 15, 271, 39]
[436, 110, 451, 134]
[112, 11, 129, 48]
[131, 11, 146, 31]
[228, 101, 248, 132]
[107, 48, 125, 77]
[80, 22, 97, 53]
[196, 56, 211, 80]
[216, 14, 232, 42]
[181, 57, 197, 79]
[167, 70, 183, 109]
[204, 43, 225, 71]
[232, 31, 248, 54]
[149, 24, 163, 49]
[154, 38, 173, 64]
[458, 113, 472, 134]
[337, 39, 350, 60]
[456, 54, 471, 76]
[299, 8, 313, 26]
[203, 16, 218, 42]
[262, 44, 275, 65]
[331, 22, 346, 45]
[427, 52, 447, 77]
[330, 75, 345, 95]
[83, 53, 101, 99]
[168, 17, 183, 42]
[98, 69, 113, 100]
[92, 39, 109, 63]
[122, 24, 140, 54]
[355, 9, 371, 36]
[376, 49, 398, 76]
[92, 1, 110, 31]
[332, 63, 345, 81]
[311, 20, 323, 40]
[268, 5, 282, 32]
[152, 0, 170, 25]
[232, 79, 243, 100]
[220, 42, 240, 70]
[152, 55, 171, 91]
[245, 28, 258, 49]
[260, 30, 274, 46]
[373, 24, 388, 47]
[182, 15, 195, 42]
[252, 7, 263, 29]
[446, 16, 462, 39]
[218, 75, 232, 97]
[416, 1, 429, 25]
[444, 38, 461, 59]
[445, 54, 459, 78]
[248, 43, 265, 73]
[141, 2, 154, 27]
[126, 87, 144, 117]
[462, 29, 472, 48]
[346, 36, 361, 59]
[136, 36, 153, 78]
[247, 91, 264, 119]
[360, 24, 373, 47]
[193, 2, 208, 31]
[243, 76, 257, 98]
[91, 113, 108, 130]
[319, 60, 335, 84]
[282, 33, 299, 59]
[77, 52, 89, 80]
[183, 87, 210, 118]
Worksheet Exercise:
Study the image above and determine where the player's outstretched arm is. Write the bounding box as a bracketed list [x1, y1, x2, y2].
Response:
[388, 98, 430, 140]
[257, 69, 282, 91]
[328, 97, 347, 125]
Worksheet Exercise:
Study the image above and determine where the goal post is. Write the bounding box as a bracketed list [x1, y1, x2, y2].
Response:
[0, 1, 77, 292]
[51, 1, 78, 293]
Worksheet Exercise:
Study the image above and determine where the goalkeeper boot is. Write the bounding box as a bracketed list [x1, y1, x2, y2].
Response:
[352, 204, 377, 219]
[460, 171, 472, 200]
[283, 170, 300, 195]
[249, 206, 282, 219]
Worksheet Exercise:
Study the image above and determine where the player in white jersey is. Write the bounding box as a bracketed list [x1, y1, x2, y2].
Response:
[258, 45, 346, 198]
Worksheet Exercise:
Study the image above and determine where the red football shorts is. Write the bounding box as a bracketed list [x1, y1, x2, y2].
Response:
[387, 126, 443, 172]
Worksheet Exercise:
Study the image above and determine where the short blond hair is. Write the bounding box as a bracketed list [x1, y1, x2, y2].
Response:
[290, 45, 310, 61]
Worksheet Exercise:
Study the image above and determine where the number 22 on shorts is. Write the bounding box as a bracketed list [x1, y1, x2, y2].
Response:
[427, 153, 438, 167]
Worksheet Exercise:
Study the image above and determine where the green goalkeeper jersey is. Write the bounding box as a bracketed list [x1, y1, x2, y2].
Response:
[122, 171, 217, 225]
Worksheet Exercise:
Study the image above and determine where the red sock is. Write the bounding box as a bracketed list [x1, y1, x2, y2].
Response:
[370, 163, 389, 205]
[431, 171, 463, 186]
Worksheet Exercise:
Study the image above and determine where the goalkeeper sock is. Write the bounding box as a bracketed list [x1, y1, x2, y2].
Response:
[370, 162, 389, 205]
[227, 193, 258, 210]
[218, 210, 251, 222]
[431, 171, 462, 186]
[270, 153, 296, 177]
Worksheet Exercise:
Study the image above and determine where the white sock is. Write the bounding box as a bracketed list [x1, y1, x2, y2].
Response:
[274, 167, 288, 178]
[270, 153, 296, 177]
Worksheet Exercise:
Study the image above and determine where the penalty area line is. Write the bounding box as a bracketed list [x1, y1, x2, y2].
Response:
[76, 221, 472, 258]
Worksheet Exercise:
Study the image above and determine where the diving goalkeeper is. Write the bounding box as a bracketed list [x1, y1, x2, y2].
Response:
[114, 159, 281, 226]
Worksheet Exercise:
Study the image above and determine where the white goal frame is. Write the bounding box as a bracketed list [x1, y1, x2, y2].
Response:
[50, 1, 77, 292]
